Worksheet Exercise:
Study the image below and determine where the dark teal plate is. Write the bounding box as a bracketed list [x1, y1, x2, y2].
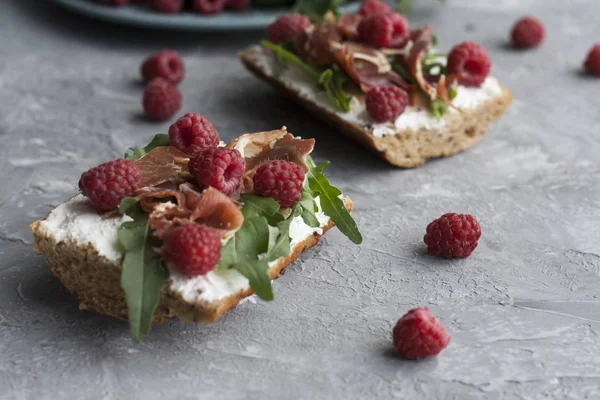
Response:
[48, 0, 359, 30]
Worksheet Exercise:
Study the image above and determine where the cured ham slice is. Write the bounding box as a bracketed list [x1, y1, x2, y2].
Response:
[134, 146, 190, 189]
[227, 129, 315, 193]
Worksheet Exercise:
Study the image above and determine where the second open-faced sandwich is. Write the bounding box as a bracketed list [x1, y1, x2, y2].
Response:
[30, 113, 361, 342]
[240, 0, 512, 167]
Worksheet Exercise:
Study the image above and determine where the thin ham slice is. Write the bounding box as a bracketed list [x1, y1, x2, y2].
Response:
[134, 146, 190, 189]
[135, 184, 243, 239]
[227, 129, 315, 193]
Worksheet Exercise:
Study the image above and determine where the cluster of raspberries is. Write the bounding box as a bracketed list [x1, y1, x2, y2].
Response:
[78, 112, 306, 277]
[96, 0, 251, 14]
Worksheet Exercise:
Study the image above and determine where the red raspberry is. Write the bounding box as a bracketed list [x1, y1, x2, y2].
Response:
[253, 160, 305, 208]
[584, 44, 600, 77]
[189, 147, 245, 196]
[447, 41, 491, 88]
[142, 78, 182, 121]
[96, 0, 129, 5]
[424, 213, 481, 258]
[141, 50, 184, 85]
[78, 159, 141, 212]
[162, 224, 221, 277]
[358, 12, 409, 49]
[192, 0, 227, 14]
[226, 0, 251, 10]
[393, 307, 450, 360]
[511, 16, 545, 49]
[267, 13, 311, 44]
[365, 86, 408, 123]
[359, 0, 390, 17]
[149, 0, 184, 13]
[169, 113, 220, 156]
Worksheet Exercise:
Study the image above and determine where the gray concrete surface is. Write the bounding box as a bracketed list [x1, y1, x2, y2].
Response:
[1, 0, 599, 399]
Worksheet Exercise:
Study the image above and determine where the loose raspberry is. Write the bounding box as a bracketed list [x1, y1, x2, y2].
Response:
[267, 13, 311, 44]
[358, 12, 409, 49]
[169, 113, 220, 156]
[96, 0, 128, 6]
[162, 224, 221, 277]
[189, 147, 245, 196]
[149, 0, 184, 13]
[359, 0, 390, 17]
[253, 160, 305, 208]
[365, 86, 408, 123]
[393, 307, 450, 360]
[511, 16, 545, 49]
[142, 78, 182, 121]
[78, 159, 141, 212]
[141, 50, 185, 85]
[225, 0, 251, 10]
[447, 41, 491, 87]
[584, 44, 600, 77]
[424, 213, 481, 258]
[192, 0, 226, 14]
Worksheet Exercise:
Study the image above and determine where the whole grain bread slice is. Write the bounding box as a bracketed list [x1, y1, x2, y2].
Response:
[239, 45, 512, 168]
[30, 198, 353, 323]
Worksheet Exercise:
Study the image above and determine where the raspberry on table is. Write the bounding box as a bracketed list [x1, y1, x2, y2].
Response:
[141, 49, 185, 85]
[142, 78, 182, 121]
[584, 44, 600, 77]
[162, 224, 221, 277]
[78, 159, 141, 212]
[189, 147, 245, 197]
[359, 0, 390, 17]
[267, 13, 311, 44]
[511, 16, 545, 49]
[149, 0, 184, 13]
[253, 160, 305, 208]
[225, 0, 251, 10]
[447, 41, 491, 88]
[365, 86, 409, 123]
[169, 113, 220, 156]
[424, 213, 481, 258]
[192, 0, 227, 14]
[393, 307, 450, 360]
[358, 12, 409, 49]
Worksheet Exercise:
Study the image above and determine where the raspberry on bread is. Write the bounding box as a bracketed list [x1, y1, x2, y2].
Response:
[30, 125, 360, 342]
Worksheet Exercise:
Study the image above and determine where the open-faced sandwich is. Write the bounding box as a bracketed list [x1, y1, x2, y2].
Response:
[240, 0, 512, 167]
[30, 113, 361, 342]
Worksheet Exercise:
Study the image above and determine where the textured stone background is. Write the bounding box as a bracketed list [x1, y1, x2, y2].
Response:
[1, 0, 599, 399]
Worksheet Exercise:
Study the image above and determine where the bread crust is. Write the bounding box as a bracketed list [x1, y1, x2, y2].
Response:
[30, 198, 353, 323]
[239, 45, 512, 168]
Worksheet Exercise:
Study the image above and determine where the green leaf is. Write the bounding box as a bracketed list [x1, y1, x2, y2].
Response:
[298, 192, 320, 228]
[430, 97, 448, 120]
[305, 156, 362, 244]
[396, 0, 412, 14]
[239, 194, 281, 224]
[119, 196, 140, 214]
[261, 41, 350, 112]
[124, 134, 170, 161]
[231, 261, 273, 301]
[448, 86, 458, 100]
[261, 40, 320, 76]
[294, 0, 342, 19]
[118, 200, 168, 343]
[219, 216, 271, 268]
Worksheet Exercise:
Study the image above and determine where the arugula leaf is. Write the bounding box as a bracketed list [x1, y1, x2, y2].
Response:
[448, 86, 457, 100]
[294, 0, 341, 19]
[305, 156, 362, 244]
[261, 41, 350, 112]
[239, 194, 283, 225]
[118, 198, 168, 343]
[298, 191, 320, 228]
[231, 261, 273, 301]
[396, 0, 412, 14]
[267, 205, 302, 262]
[430, 97, 448, 120]
[218, 216, 274, 300]
[124, 134, 170, 161]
